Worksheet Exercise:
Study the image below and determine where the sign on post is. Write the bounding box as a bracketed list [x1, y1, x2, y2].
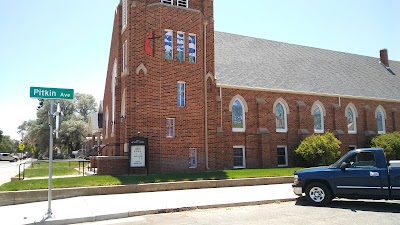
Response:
[18, 143, 25, 151]
[30, 87, 74, 100]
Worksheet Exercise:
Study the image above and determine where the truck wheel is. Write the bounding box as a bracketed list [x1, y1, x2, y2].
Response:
[305, 182, 332, 206]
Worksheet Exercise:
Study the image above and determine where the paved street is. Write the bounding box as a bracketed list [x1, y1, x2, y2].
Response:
[0, 160, 24, 185]
[73, 198, 400, 225]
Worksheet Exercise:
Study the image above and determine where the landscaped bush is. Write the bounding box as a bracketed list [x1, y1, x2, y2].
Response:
[295, 132, 341, 167]
[371, 132, 400, 160]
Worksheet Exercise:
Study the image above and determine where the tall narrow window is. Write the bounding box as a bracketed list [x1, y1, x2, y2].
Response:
[105, 107, 109, 139]
[176, 31, 185, 62]
[188, 34, 196, 62]
[122, 40, 128, 73]
[312, 103, 324, 133]
[111, 60, 117, 135]
[346, 105, 357, 134]
[122, 0, 127, 31]
[164, 30, 173, 60]
[177, 0, 188, 7]
[376, 106, 386, 134]
[274, 100, 288, 132]
[189, 148, 197, 168]
[233, 146, 246, 168]
[121, 89, 126, 118]
[177, 82, 185, 107]
[232, 99, 245, 132]
[166, 118, 175, 138]
[277, 146, 288, 167]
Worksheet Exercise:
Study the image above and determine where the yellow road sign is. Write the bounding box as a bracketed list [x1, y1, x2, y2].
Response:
[18, 143, 25, 150]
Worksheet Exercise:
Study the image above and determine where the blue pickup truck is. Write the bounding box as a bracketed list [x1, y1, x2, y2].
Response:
[292, 148, 400, 206]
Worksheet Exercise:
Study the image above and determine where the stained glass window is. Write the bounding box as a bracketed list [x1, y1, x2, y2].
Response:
[232, 99, 245, 131]
[376, 108, 385, 134]
[188, 34, 196, 62]
[313, 104, 324, 133]
[176, 32, 185, 62]
[164, 30, 173, 60]
[276, 103, 286, 131]
[346, 107, 356, 133]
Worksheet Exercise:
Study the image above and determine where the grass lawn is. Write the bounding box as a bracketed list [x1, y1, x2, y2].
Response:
[21, 161, 80, 178]
[0, 166, 301, 192]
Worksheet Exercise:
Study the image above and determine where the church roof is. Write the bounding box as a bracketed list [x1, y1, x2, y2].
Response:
[215, 31, 400, 101]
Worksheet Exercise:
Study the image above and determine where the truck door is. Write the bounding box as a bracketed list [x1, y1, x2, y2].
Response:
[334, 151, 386, 198]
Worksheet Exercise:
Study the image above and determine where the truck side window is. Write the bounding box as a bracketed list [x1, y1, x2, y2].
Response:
[347, 152, 376, 168]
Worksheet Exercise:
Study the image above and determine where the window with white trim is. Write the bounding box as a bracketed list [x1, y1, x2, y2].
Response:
[277, 145, 288, 167]
[346, 105, 357, 134]
[233, 146, 246, 168]
[161, 0, 172, 4]
[189, 148, 197, 168]
[274, 99, 288, 132]
[166, 118, 175, 138]
[177, 82, 185, 107]
[376, 106, 386, 134]
[177, 0, 188, 7]
[349, 145, 357, 151]
[122, 40, 128, 73]
[312, 103, 324, 133]
[231, 99, 245, 132]
[122, 0, 127, 32]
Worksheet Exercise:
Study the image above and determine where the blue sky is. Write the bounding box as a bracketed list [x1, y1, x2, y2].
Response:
[1, 0, 399, 140]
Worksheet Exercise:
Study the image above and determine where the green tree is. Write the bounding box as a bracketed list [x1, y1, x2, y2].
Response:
[0, 130, 3, 143]
[0, 135, 14, 153]
[295, 132, 341, 166]
[59, 115, 88, 154]
[18, 93, 97, 158]
[371, 132, 400, 160]
[75, 93, 96, 121]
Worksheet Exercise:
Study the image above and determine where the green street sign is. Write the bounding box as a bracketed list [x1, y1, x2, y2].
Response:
[30, 87, 74, 100]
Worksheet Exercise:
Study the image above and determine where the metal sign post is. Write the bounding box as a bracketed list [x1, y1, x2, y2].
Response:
[46, 99, 54, 218]
[29, 86, 74, 219]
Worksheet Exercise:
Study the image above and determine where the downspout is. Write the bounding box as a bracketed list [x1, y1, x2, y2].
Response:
[203, 18, 209, 170]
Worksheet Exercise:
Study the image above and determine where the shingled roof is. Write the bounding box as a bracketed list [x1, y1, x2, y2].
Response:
[215, 31, 400, 101]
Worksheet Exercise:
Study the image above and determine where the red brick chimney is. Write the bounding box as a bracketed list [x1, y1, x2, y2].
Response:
[380, 48, 389, 67]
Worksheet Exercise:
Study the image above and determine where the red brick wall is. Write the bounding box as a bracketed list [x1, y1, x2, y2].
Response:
[100, 1, 400, 175]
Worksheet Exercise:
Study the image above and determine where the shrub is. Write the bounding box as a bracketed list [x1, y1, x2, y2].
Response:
[295, 132, 341, 166]
[371, 132, 400, 160]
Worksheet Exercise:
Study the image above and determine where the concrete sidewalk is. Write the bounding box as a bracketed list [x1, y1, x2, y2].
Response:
[0, 183, 298, 225]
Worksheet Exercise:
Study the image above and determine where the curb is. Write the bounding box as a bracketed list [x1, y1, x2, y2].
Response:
[0, 176, 293, 206]
[25, 197, 298, 225]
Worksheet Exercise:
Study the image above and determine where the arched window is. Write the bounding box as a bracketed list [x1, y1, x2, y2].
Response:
[346, 104, 357, 134]
[231, 99, 245, 132]
[273, 99, 289, 132]
[376, 106, 386, 134]
[312, 102, 325, 133]
[229, 95, 248, 132]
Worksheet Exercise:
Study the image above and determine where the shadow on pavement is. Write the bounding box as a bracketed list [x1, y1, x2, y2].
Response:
[295, 197, 400, 213]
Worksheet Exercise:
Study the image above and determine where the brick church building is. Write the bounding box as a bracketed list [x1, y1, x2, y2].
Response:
[93, 0, 400, 175]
